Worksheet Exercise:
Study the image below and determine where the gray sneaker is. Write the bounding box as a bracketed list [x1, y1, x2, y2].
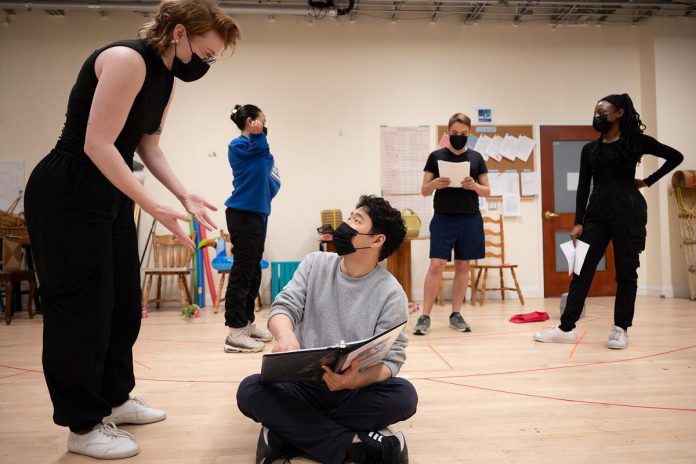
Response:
[224, 325, 265, 353]
[248, 323, 273, 342]
[413, 315, 430, 335]
[449, 313, 471, 332]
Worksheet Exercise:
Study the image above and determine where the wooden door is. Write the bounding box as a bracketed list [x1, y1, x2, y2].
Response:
[540, 126, 616, 297]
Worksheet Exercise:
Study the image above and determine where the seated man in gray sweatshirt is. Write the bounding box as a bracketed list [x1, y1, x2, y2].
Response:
[237, 195, 417, 464]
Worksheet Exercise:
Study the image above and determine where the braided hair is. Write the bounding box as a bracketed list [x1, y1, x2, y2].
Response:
[230, 104, 262, 131]
[591, 93, 646, 170]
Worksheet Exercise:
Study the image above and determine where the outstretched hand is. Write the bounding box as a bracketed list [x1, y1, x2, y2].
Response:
[181, 193, 218, 231]
[148, 203, 195, 249]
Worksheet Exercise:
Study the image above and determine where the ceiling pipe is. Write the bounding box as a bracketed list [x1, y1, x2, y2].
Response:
[3, 0, 694, 9]
[0, 1, 310, 15]
[0, 0, 692, 18]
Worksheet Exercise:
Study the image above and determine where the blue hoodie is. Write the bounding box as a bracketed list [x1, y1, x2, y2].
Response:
[224, 132, 281, 220]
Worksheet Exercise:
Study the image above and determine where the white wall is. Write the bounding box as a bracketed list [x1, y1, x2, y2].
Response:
[1, 11, 693, 303]
[652, 20, 696, 298]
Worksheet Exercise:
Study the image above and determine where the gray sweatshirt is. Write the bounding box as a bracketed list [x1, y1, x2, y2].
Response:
[269, 251, 409, 376]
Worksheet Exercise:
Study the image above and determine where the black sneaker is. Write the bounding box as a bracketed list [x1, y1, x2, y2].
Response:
[256, 426, 298, 464]
[348, 430, 409, 464]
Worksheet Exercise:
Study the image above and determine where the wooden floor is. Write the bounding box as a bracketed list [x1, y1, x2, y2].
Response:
[1, 296, 695, 463]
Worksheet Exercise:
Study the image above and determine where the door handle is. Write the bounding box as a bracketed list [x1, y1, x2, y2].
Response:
[544, 211, 560, 219]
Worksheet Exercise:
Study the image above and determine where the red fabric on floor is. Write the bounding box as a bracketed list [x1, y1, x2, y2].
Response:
[509, 311, 549, 324]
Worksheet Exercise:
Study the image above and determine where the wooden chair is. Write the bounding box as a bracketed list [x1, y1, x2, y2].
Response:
[438, 262, 478, 305]
[142, 233, 195, 310]
[472, 215, 524, 306]
[0, 232, 36, 325]
[213, 230, 262, 313]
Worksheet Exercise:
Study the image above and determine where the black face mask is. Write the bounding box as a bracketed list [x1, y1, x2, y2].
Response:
[592, 113, 614, 134]
[171, 36, 210, 82]
[449, 134, 468, 151]
[332, 222, 376, 256]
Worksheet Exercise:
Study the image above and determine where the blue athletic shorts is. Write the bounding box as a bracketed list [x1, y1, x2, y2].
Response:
[429, 213, 485, 260]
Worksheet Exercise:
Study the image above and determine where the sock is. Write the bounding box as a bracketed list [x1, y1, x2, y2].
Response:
[558, 325, 574, 332]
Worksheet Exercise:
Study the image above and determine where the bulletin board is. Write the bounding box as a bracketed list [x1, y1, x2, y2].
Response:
[436, 124, 537, 199]
[436, 125, 535, 172]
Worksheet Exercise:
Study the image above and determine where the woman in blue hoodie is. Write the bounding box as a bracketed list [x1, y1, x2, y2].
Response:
[223, 104, 281, 353]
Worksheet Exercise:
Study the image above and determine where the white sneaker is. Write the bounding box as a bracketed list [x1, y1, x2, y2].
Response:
[608, 325, 628, 349]
[248, 322, 273, 342]
[533, 325, 578, 344]
[67, 422, 139, 459]
[103, 397, 166, 425]
[224, 325, 265, 353]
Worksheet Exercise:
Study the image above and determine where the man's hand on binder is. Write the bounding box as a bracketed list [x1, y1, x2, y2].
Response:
[322, 359, 359, 392]
[272, 335, 300, 353]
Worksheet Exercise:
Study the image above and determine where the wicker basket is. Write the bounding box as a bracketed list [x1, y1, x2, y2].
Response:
[401, 208, 421, 238]
[672, 170, 696, 189]
[320, 209, 343, 233]
[0, 226, 29, 245]
[0, 197, 25, 228]
[2, 235, 24, 270]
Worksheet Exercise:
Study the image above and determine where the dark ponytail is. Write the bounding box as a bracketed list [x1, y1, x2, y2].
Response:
[230, 104, 262, 131]
[591, 92, 646, 171]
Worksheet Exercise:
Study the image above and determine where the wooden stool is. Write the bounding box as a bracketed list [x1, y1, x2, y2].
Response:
[0, 269, 36, 325]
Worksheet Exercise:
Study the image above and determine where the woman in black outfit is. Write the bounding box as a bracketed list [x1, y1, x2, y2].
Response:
[24, 0, 239, 459]
[534, 93, 683, 349]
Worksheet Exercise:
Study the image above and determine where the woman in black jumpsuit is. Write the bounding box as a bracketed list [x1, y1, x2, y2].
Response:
[24, 1, 239, 459]
[534, 93, 683, 349]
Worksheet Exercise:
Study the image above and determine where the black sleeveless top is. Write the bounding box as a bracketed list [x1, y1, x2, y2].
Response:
[53, 39, 174, 170]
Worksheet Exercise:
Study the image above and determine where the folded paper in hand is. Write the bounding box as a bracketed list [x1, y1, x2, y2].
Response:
[559, 239, 590, 276]
[260, 321, 406, 383]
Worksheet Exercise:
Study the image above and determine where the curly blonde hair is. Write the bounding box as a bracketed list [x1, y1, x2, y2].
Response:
[139, 0, 241, 55]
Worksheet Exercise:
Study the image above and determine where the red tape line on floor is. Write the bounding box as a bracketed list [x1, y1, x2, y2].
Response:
[424, 377, 696, 412]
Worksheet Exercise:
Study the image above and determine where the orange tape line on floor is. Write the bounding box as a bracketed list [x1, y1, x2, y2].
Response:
[569, 330, 588, 359]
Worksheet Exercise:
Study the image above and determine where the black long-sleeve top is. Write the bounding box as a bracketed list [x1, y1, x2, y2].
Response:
[574, 134, 683, 225]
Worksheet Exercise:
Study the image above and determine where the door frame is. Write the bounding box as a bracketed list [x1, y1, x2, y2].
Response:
[534, 121, 614, 298]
